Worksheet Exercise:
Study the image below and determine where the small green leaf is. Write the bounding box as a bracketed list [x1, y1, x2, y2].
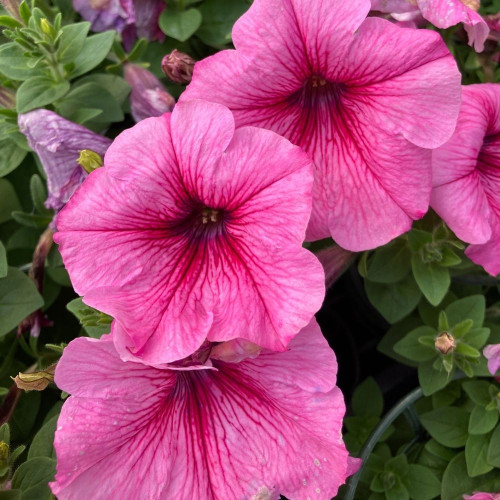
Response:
[440, 246, 461, 267]
[468, 405, 498, 435]
[0, 267, 44, 336]
[420, 407, 469, 448]
[57, 22, 90, 63]
[365, 273, 422, 324]
[0, 242, 6, 279]
[405, 464, 441, 500]
[412, 255, 450, 306]
[445, 295, 485, 328]
[455, 342, 480, 358]
[0, 139, 28, 177]
[452, 319, 473, 338]
[16, 76, 70, 113]
[486, 424, 500, 467]
[0, 43, 36, 80]
[424, 439, 456, 461]
[352, 377, 383, 417]
[75, 73, 130, 105]
[431, 382, 461, 409]
[28, 414, 58, 460]
[0, 491, 22, 500]
[365, 240, 411, 284]
[465, 433, 494, 477]
[0, 423, 10, 445]
[464, 327, 490, 349]
[408, 229, 432, 252]
[393, 326, 436, 362]
[159, 8, 202, 42]
[30, 174, 50, 215]
[418, 360, 452, 396]
[438, 310, 449, 332]
[11, 211, 52, 228]
[11, 457, 56, 500]
[70, 31, 115, 79]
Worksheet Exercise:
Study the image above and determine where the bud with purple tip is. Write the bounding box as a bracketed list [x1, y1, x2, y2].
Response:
[161, 49, 195, 84]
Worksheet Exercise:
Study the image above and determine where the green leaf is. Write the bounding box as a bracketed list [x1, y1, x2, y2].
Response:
[431, 382, 461, 409]
[412, 255, 450, 306]
[440, 246, 461, 267]
[0, 242, 6, 279]
[418, 360, 452, 396]
[377, 315, 422, 366]
[66, 297, 110, 338]
[464, 327, 490, 349]
[11, 211, 52, 228]
[16, 76, 70, 113]
[420, 407, 469, 447]
[57, 82, 123, 123]
[468, 405, 498, 435]
[352, 377, 383, 417]
[445, 295, 485, 329]
[365, 273, 422, 324]
[10, 391, 40, 442]
[11, 457, 56, 500]
[57, 21, 90, 63]
[393, 325, 436, 362]
[462, 380, 492, 406]
[455, 342, 480, 358]
[365, 240, 411, 284]
[0, 267, 43, 336]
[442, 452, 500, 500]
[75, 73, 130, 105]
[405, 464, 441, 500]
[465, 433, 494, 477]
[408, 229, 432, 252]
[438, 310, 449, 332]
[0, 176, 21, 224]
[28, 414, 58, 460]
[197, 0, 249, 46]
[486, 424, 500, 467]
[30, 174, 50, 215]
[158, 8, 202, 42]
[0, 139, 28, 177]
[0, 42, 36, 80]
[70, 30, 115, 79]
[418, 292, 456, 327]
[452, 319, 473, 338]
[0, 423, 10, 445]
[0, 491, 22, 500]
[424, 439, 456, 461]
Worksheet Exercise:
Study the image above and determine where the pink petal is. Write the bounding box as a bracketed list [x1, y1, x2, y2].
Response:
[370, 0, 418, 13]
[51, 320, 355, 500]
[483, 343, 500, 376]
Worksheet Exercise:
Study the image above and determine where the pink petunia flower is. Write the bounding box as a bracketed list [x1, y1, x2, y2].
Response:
[54, 100, 324, 365]
[50, 320, 359, 500]
[371, 0, 489, 52]
[483, 344, 500, 376]
[18, 110, 111, 212]
[464, 493, 500, 500]
[431, 84, 500, 276]
[73, 0, 165, 49]
[124, 63, 175, 122]
[181, 0, 461, 251]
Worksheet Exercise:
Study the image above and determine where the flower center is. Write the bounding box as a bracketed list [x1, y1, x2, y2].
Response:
[288, 75, 347, 110]
[201, 208, 221, 224]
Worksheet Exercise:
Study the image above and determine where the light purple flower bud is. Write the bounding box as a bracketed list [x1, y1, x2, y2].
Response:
[18, 110, 112, 212]
[124, 63, 175, 122]
[0, 0, 23, 22]
[162, 49, 195, 84]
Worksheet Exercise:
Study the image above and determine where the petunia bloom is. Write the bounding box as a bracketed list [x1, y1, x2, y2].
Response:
[431, 84, 500, 276]
[124, 63, 175, 122]
[50, 320, 358, 500]
[182, 0, 461, 251]
[54, 100, 324, 365]
[18, 109, 111, 212]
[464, 493, 500, 500]
[484, 344, 500, 376]
[371, 0, 489, 52]
[73, 0, 165, 49]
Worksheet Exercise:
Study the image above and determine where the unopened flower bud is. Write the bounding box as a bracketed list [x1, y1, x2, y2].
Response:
[0, 86, 15, 108]
[40, 18, 55, 38]
[12, 364, 56, 391]
[0, 441, 8, 463]
[78, 149, 104, 173]
[435, 332, 456, 355]
[161, 49, 195, 84]
[0, 0, 23, 22]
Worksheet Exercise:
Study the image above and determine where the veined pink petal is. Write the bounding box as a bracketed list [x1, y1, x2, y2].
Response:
[432, 84, 500, 276]
[483, 343, 500, 376]
[371, 0, 418, 12]
[51, 321, 355, 500]
[464, 493, 500, 500]
[182, 0, 461, 250]
[55, 101, 323, 364]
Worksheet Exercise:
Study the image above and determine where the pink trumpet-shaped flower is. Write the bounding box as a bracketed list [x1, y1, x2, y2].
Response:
[371, 0, 489, 52]
[483, 344, 500, 376]
[431, 84, 500, 276]
[181, 0, 461, 251]
[54, 100, 324, 365]
[18, 110, 111, 212]
[50, 320, 358, 500]
[124, 63, 175, 122]
[464, 493, 500, 500]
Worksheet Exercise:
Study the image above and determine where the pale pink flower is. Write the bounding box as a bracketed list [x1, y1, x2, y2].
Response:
[182, 0, 461, 251]
[371, 0, 489, 52]
[50, 320, 358, 500]
[124, 63, 175, 122]
[54, 100, 324, 365]
[483, 344, 500, 376]
[431, 84, 500, 276]
[464, 493, 500, 500]
[18, 110, 111, 211]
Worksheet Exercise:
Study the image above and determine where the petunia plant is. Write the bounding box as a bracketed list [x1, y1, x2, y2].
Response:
[0, 0, 498, 499]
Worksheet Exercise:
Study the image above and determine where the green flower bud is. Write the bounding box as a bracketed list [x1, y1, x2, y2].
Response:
[77, 149, 104, 173]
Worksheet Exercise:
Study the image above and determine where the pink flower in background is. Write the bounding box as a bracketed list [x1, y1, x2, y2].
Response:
[371, 0, 489, 52]
[316, 245, 355, 289]
[182, 0, 461, 251]
[484, 344, 500, 376]
[464, 493, 500, 500]
[50, 320, 358, 500]
[73, 0, 164, 49]
[124, 63, 175, 122]
[54, 100, 324, 365]
[18, 110, 111, 211]
[431, 84, 500, 276]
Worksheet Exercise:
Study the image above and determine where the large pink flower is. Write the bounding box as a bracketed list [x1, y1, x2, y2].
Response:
[464, 493, 500, 500]
[431, 84, 500, 276]
[54, 100, 324, 364]
[371, 0, 489, 52]
[181, 0, 461, 251]
[50, 320, 358, 500]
